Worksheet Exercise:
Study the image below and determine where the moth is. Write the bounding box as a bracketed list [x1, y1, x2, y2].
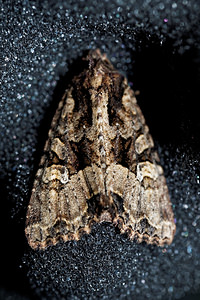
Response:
[25, 49, 176, 250]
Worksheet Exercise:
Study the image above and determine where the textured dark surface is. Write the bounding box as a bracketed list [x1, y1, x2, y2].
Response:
[0, 0, 200, 299]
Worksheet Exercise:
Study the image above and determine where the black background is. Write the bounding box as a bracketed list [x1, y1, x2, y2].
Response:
[0, 0, 200, 299]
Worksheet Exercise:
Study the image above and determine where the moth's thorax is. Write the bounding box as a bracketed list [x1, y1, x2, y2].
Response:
[91, 91, 112, 167]
[90, 81, 115, 205]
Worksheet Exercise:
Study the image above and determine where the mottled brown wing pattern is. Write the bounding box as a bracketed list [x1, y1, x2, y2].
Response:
[25, 49, 176, 250]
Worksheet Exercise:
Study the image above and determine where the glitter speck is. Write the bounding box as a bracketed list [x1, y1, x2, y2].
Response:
[163, 18, 168, 23]
[168, 286, 173, 293]
[172, 3, 177, 9]
[192, 215, 200, 227]
[182, 231, 188, 238]
[187, 245, 192, 254]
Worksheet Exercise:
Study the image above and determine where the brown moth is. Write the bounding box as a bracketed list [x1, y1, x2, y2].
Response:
[25, 49, 176, 250]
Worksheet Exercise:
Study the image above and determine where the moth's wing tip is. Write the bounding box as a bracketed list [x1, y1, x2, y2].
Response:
[25, 225, 93, 251]
[129, 230, 176, 247]
[113, 217, 176, 247]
